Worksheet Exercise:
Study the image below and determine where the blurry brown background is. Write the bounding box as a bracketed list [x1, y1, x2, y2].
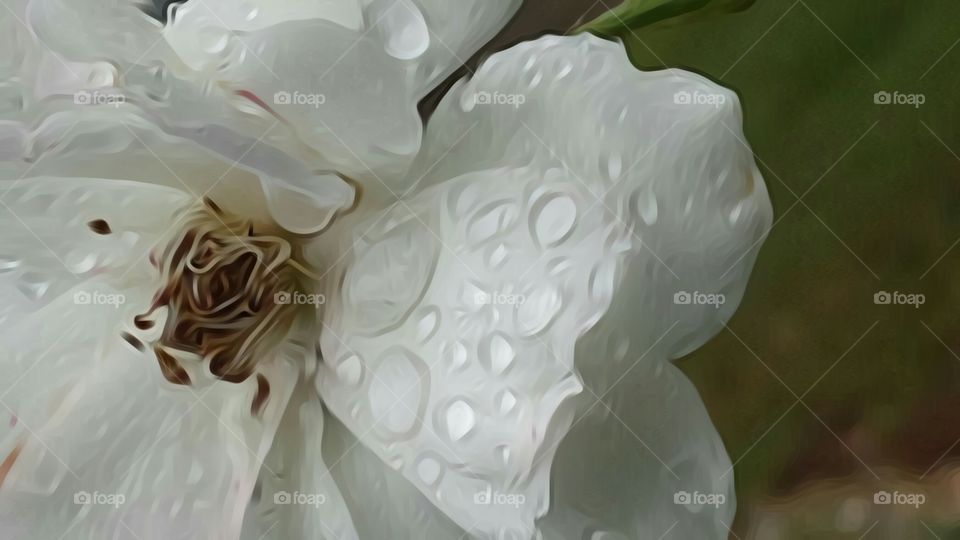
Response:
[431, 1, 960, 537]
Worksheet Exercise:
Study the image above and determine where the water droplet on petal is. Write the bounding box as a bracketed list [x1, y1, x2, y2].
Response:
[336, 355, 363, 386]
[532, 194, 577, 246]
[443, 341, 468, 371]
[0, 256, 20, 273]
[187, 461, 203, 485]
[482, 333, 515, 375]
[416, 456, 442, 485]
[496, 389, 517, 415]
[606, 152, 622, 181]
[415, 308, 440, 343]
[17, 272, 49, 301]
[496, 444, 511, 466]
[486, 244, 509, 268]
[637, 190, 658, 225]
[199, 27, 230, 54]
[729, 201, 744, 226]
[467, 202, 519, 245]
[381, 1, 429, 60]
[516, 285, 562, 336]
[66, 251, 97, 274]
[445, 399, 475, 441]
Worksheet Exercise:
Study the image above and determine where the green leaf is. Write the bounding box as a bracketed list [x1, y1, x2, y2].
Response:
[578, 0, 756, 37]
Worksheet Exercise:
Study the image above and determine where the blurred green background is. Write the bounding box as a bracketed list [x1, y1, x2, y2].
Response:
[448, 0, 960, 537]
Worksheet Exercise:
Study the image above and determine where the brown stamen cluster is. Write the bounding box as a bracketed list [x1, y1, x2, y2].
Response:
[138, 199, 301, 389]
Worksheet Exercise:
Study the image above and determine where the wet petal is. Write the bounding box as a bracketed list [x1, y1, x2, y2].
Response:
[318, 34, 771, 537]
[241, 359, 359, 540]
[0, 104, 354, 235]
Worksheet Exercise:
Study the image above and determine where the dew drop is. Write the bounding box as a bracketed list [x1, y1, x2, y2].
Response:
[198, 27, 230, 54]
[445, 399, 476, 441]
[482, 334, 515, 375]
[729, 201, 744, 226]
[496, 444, 511, 466]
[443, 341, 468, 371]
[416, 456, 442, 485]
[486, 244, 509, 268]
[336, 355, 363, 386]
[0, 256, 20, 273]
[637, 190, 658, 225]
[496, 390, 517, 415]
[415, 308, 440, 343]
[516, 285, 562, 336]
[16, 272, 48, 301]
[66, 251, 97, 274]
[606, 152, 623, 181]
[533, 195, 577, 247]
[381, 1, 430, 60]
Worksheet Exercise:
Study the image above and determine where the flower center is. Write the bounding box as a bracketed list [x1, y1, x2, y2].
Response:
[137, 198, 313, 387]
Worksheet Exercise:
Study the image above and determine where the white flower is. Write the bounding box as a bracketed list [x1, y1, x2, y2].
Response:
[0, 2, 772, 539]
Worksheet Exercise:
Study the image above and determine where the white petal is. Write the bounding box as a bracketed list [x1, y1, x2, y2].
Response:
[318, 34, 771, 538]
[8, 0, 518, 195]
[0, 105, 355, 235]
[25, 0, 165, 66]
[189, 19, 423, 183]
[364, 0, 522, 94]
[158, 0, 517, 189]
[412, 33, 773, 359]
[317, 167, 602, 538]
[538, 360, 736, 539]
[0, 180, 300, 539]
[241, 371, 359, 540]
[318, 414, 469, 539]
[0, 178, 189, 323]
[167, 0, 364, 37]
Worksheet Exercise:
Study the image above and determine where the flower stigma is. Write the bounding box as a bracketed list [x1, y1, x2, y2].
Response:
[132, 198, 321, 411]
